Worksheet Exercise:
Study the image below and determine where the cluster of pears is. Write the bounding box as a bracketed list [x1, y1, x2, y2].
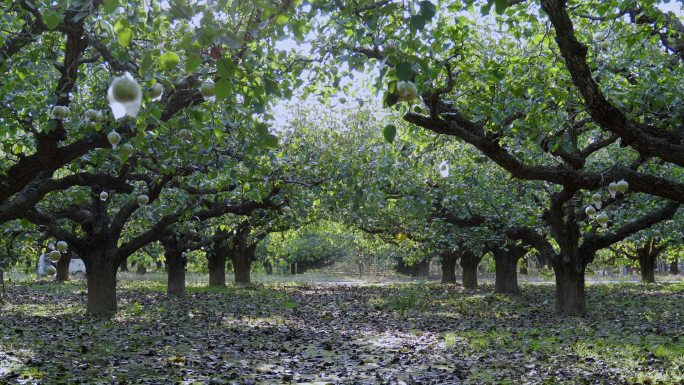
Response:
[584, 180, 629, 228]
[98, 191, 149, 206]
[84, 108, 107, 129]
[44, 241, 68, 276]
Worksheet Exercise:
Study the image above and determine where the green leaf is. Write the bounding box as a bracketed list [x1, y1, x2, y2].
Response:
[157, 52, 180, 70]
[43, 11, 64, 30]
[275, 14, 289, 26]
[117, 27, 133, 48]
[419, 1, 437, 19]
[383, 124, 397, 143]
[481, 1, 493, 16]
[103, 0, 120, 14]
[262, 134, 279, 149]
[185, 54, 201, 73]
[217, 59, 235, 79]
[396, 63, 413, 81]
[139, 52, 154, 76]
[494, 0, 508, 14]
[215, 79, 233, 100]
[409, 15, 427, 32]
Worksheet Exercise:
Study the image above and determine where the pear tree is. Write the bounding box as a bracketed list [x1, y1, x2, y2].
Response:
[307, 0, 683, 315]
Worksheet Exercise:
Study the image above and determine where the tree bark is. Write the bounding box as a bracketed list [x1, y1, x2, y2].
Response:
[207, 247, 227, 287]
[636, 238, 663, 283]
[670, 259, 680, 275]
[494, 255, 518, 294]
[119, 259, 128, 272]
[161, 233, 188, 296]
[553, 261, 586, 316]
[640, 256, 656, 283]
[494, 256, 519, 294]
[84, 251, 119, 316]
[441, 252, 457, 283]
[233, 252, 253, 284]
[136, 264, 147, 275]
[166, 250, 186, 297]
[459, 250, 480, 289]
[415, 259, 430, 277]
[396, 258, 430, 277]
[492, 245, 527, 294]
[264, 260, 273, 275]
[56, 252, 72, 282]
[232, 243, 255, 284]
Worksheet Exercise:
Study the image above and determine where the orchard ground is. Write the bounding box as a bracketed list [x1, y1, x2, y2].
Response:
[1, 272, 682, 385]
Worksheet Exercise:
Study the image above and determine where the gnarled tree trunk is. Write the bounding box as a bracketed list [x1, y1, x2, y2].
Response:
[165, 250, 186, 297]
[207, 245, 227, 287]
[459, 250, 481, 289]
[136, 263, 147, 275]
[232, 255, 252, 284]
[639, 252, 656, 283]
[56, 252, 72, 282]
[232, 244, 255, 284]
[492, 245, 527, 294]
[161, 233, 188, 296]
[264, 260, 273, 275]
[83, 249, 119, 316]
[553, 260, 586, 316]
[441, 251, 458, 283]
[396, 258, 430, 277]
[636, 238, 668, 283]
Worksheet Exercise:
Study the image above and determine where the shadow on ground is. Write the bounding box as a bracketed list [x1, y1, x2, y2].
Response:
[1, 279, 682, 384]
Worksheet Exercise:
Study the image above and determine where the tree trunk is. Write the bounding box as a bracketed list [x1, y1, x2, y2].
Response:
[290, 262, 297, 275]
[232, 245, 254, 284]
[494, 253, 519, 294]
[670, 259, 680, 275]
[415, 259, 430, 277]
[166, 250, 186, 297]
[233, 252, 253, 284]
[640, 259, 655, 283]
[56, 252, 72, 282]
[264, 260, 273, 275]
[459, 251, 480, 289]
[638, 249, 656, 283]
[84, 252, 119, 316]
[441, 253, 457, 283]
[119, 259, 128, 272]
[553, 261, 586, 316]
[396, 258, 430, 277]
[207, 250, 227, 287]
[136, 264, 147, 275]
[156, 260, 163, 270]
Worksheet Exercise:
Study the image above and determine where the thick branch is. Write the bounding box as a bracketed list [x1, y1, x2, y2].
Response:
[506, 226, 557, 261]
[541, 0, 684, 166]
[580, 201, 680, 255]
[403, 112, 684, 203]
